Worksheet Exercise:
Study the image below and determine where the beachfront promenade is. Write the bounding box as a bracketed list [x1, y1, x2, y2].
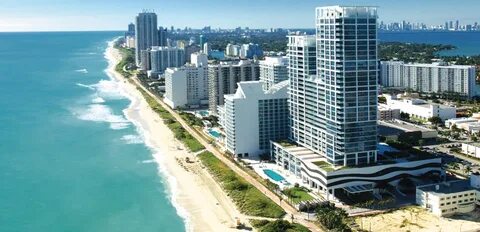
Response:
[131, 76, 323, 232]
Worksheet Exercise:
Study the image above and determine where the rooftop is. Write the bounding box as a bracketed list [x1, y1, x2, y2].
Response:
[418, 180, 475, 194]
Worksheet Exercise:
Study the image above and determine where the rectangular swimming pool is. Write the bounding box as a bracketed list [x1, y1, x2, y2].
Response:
[207, 129, 221, 138]
[263, 169, 285, 182]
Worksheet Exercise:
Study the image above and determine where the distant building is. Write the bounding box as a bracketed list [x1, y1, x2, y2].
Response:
[199, 34, 206, 48]
[126, 36, 135, 49]
[240, 43, 263, 59]
[203, 42, 211, 56]
[381, 61, 476, 98]
[208, 60, 260, 114]
[139, 49, 152, 71]
[184, 45, 201, 63]
[150, 46, 186, 75]
[462, 143, 480, 159]
[416, 177, 480, 216]
[135, 12, 159, 66]
[259, 56, 289, 90]
[385, 95, 456, 122]
[164, 53, 209, 109]
[378, 120, 438, 141]
[225, 44, 241, 57]
[220, 81, 289, 158]
[158, 26, 168, 47]
[127, 23, 135, 35]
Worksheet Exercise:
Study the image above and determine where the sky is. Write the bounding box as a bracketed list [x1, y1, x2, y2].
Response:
[1, 0, 479, 32]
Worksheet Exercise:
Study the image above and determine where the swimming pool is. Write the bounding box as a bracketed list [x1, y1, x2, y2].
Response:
[263, 169, 286, 182]
[208, 129, 222, 138]
[198, 110, 209, 117]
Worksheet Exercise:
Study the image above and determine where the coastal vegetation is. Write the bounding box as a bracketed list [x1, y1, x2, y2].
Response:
[114, 46, 135, 78]
[315, 202, 352, 232]
[136, 87, 205, 152]
[250, 220, 310, 232]
[379, 42, 455, 63]
[198, 151, 286, 218]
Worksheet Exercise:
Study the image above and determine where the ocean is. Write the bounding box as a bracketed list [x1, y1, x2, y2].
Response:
[0, 32, 185, 232]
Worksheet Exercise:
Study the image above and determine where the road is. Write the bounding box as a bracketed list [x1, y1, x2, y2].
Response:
[132, 77, 324, 232]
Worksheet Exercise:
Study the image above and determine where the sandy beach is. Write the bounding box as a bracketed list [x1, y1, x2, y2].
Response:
[104, 42, 248, 232]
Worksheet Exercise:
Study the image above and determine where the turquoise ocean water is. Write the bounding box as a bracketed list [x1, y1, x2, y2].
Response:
[0, 32, 185, 232]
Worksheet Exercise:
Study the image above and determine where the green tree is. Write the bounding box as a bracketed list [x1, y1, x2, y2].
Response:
[428, 116, 443, 126]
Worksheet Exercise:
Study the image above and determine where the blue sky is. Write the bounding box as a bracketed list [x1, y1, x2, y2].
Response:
[1, 0, 479, 31]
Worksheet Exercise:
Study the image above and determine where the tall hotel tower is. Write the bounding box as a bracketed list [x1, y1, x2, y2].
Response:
[135, 12, 159, 66]
[289, 6, 378, 167]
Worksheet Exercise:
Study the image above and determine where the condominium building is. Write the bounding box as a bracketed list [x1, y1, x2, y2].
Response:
[139, 49, 151, 71]
[381, 61, 476, 98]
[207, 60, 260, 114]
[164, 53, 209, 109]
[185, 45, 201, 63]
[220, 81, 289, 158]
[259, 56, 289, 90]
[158, 26, 168, 47]
[269, 6, 442, 198]
[225, 44, 241, 57]
[291, 6, 379, 166]
[240, 43, 263, 59]
[150, 46, 186, 75]
[135, 12, 159, 66]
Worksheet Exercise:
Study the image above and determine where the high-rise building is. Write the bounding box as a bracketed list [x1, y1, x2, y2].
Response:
[127, 23, 135, 36]
[164, 53, 209, 109]
[185, 45, 201, 63]
[140, 49, 152, 71]
[259, 56, 289, 90]
[240, 43, 263, 59]
[226, 44, 241, 57]
[268, 6, 441, 197]
[135, 12, 159, 66]
[158, 26, 168, 47]
[381, 61, 477, 98]
[219, 81, 289, 158]
[208, 60, 260, 114]
[203, 42, 211, 56]
[149, 46, 186, 75]
[199, 35, 206, 48]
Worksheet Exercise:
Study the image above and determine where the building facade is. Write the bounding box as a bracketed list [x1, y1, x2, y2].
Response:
[260, 56, 289, 90]
[416, 178, 480, 216]
[164, 53, 209, 109]
[240, 43, 263, 59]
[220, 81, 289, 158]
[381, 61, 476, 98]
[385, 95, 456, 122]
[158, 26, 168, 47]
[150, 46, 186, 75]
[207, 60, 260, 114]
[135, 12, 159, 66]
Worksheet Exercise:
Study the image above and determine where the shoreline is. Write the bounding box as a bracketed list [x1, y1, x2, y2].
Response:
[104, 41, 245, 232]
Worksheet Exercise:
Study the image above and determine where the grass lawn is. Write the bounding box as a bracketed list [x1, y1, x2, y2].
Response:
[312, 161, 334, 172]
[198, 151, 285, 218]
[282, 187, 314, 204]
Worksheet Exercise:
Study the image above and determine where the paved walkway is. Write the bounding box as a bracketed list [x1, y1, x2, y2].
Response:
[132, 77, 324, 232]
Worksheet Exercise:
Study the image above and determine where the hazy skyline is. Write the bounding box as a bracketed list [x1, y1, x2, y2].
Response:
[1, 0, 480, 32]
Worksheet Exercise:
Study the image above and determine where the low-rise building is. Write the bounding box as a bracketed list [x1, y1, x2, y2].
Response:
[378, 120, 438, 140]
[445, 118, 479, 128]
[378, 104, 401, 121]
[416, 175, 480, 216]
[385, 95, 456, 122]
[219, 81, 289, 158]
[462, 143, 480, 159]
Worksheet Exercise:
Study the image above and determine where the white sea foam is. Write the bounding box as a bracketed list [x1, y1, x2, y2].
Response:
[75, 68, 88, 74]
[121, 134, 143, 144]
[76, 83, 95, 90]
[73, 104, 129, 130]
[141, 159, 156, 164]
[91, 79, 126, 100]
[101, 39, 192, 231]
[91, 97, 106, 104]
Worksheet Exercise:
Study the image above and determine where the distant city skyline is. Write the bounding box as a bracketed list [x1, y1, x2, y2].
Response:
[1, 0, 480, 32]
